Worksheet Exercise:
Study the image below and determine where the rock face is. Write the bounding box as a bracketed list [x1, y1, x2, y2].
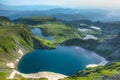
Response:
[62, 32, 120, 61]
[0, 15, 120, 79]
[62, 19, 120, 62]
[98, 33, 120, 61]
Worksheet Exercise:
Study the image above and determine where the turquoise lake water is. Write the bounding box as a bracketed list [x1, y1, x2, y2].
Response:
[31, 28, 54, 40]
[18, 46, 102, 75]
[18, 28, 102, 76]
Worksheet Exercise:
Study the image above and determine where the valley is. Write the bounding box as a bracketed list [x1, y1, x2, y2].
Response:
[0, 11, 120, 80]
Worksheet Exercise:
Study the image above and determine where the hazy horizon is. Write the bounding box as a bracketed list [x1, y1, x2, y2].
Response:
[0, 0, 120, 9]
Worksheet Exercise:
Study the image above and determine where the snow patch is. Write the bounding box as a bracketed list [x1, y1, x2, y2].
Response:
[90, 26, 101, 30]
[83, 34, 98, 40]
[16, 59, 19, 62]
[18, 49, 23, 56]
[80, 24, 88, 26]
[86, 60, 108, 68]
[7, 70, 17, 79]
[86, 64, 98, 68]
[6, 63, 15, 68]
[78, 28, 91, 32]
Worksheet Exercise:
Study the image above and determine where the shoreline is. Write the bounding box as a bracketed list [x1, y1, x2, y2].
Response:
[7, 70, 67, 80]
[86, 52, 108, 68]
[7, 48, 108, 79]
[7, 49, 67, 80]
[74, 46, 108, 68]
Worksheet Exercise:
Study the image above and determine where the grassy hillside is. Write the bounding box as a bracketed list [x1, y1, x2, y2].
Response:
[1, 16, 120, 80]
[60, 62, 120, 80]
[0, 24, 55, 61]
[15, 16, 83, 43]
[31, 23, 82, 43]
[0, 16, 14, 26]
[0, 16, 11, 23]
[14, 16, 57, 25]
[0, 17, 55, 78]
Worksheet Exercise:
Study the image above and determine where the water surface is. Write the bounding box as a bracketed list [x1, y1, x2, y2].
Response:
[18, 27, 104, 75]
[31, 28, 54, 40]
[18, 46, 102, 75]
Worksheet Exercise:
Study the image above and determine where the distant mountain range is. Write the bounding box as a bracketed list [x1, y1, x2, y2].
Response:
[0, 4, 60, 10]
[1, 4, 120, 22]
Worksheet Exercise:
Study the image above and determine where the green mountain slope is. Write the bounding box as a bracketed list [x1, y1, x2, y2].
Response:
[33, 23, 81, 43]
[15, 16, 82, 43]
[0, 16, 55, 78]
[0, 16, 120, 80]
[14, 16, 57, 25]
[60, 62, 120, 80]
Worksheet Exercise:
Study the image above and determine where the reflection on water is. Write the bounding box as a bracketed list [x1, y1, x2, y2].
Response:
[18, 46, 103, 75]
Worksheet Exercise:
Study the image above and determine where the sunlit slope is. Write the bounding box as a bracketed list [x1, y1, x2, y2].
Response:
[60, 62, 120, 80]
[0, 16, 55, 78]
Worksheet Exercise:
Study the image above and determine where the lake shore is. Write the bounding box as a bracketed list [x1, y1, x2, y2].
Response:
[7, 70, 67, 80]
[7, 49, 67, 80]
[74, 46, 108, 68]
[86, 52, 108, 68]
[7, 47, 108, 80]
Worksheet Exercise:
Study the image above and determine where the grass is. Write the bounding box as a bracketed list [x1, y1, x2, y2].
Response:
[33, 36, 55, 49]
[0, 16, 11, 23]
[7, 78, 48, 80]
[60, 62, 120, 80]
[15, 16, 57, 25]
[0, 24, 55, 59]
[0, 23, 55, 78]
[31, 23, 81, 44]
[0, 16, 119, 80]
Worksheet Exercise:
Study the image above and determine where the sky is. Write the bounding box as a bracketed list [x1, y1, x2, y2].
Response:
[1, 0, 120, 9]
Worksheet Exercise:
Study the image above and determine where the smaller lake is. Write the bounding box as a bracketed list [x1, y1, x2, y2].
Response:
[31, 28, 54, 40]
[18, 46, 103, 76]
